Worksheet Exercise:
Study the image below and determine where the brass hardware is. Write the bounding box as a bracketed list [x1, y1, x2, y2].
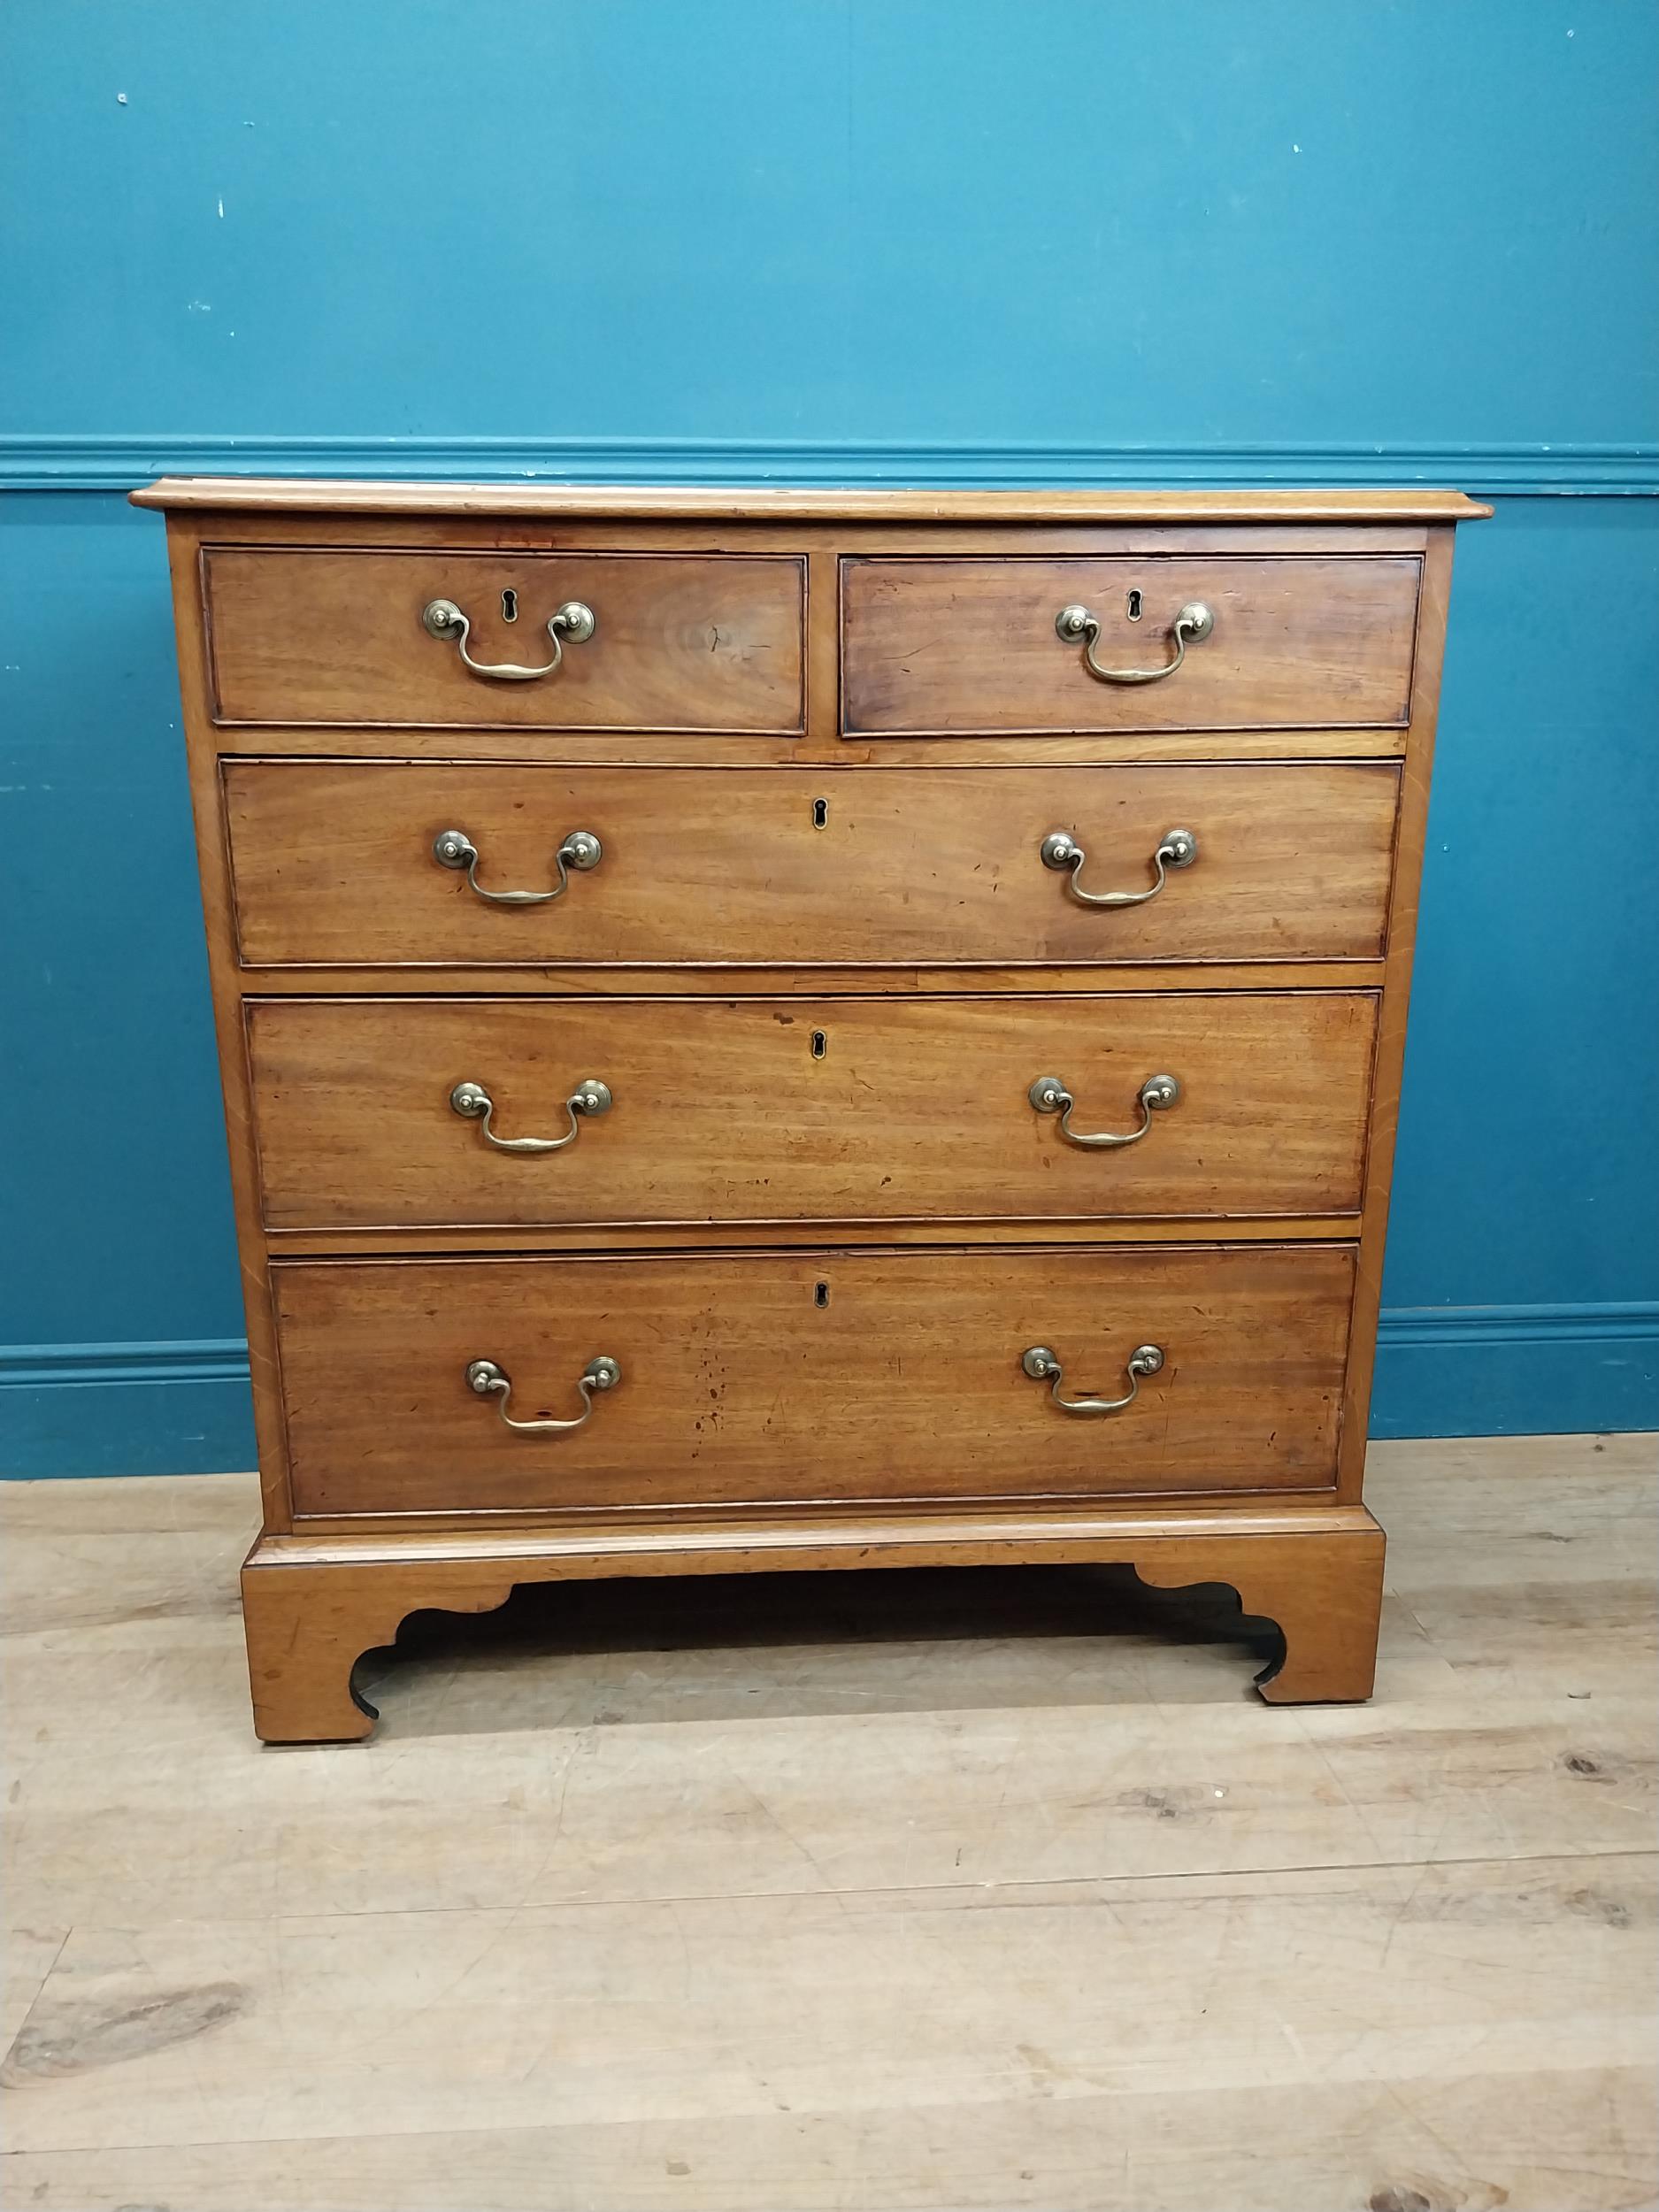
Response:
[1020, 1341, 1164, 1417]
[464, 1354, 621, 1434]
[449, 1077, 612, 1154]
[1028, 1071, 1180, 1148]
[1040, 826, 1196, 908]
[1055, 598, 1213, 684]
[422, 595, 595, 680]
[432, 826, 602, 906]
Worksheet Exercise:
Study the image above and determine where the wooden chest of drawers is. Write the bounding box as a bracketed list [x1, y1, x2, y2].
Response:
[134, 479, 1487, 1740]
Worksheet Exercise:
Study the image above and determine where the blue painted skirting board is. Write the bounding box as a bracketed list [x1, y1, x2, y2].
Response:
[4, 1310, 1654, 1479]
[1368, 1307, 1659, 1443]
[1, 1341, 257, 1480]
[2, 434, 1655, 496]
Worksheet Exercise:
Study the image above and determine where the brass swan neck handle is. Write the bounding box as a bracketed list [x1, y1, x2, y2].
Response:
[422, 596, 595, 681]
[1028, 1072, 1180, 1148]
[432, 826, 603, 907]
[464, 1355, 621, 1434]
[449, 1079, 613, 1155]
[1055, 599, 1213, 685]
[1021, 1342, 1164, 1417]
[1040, 826, 1197, 909]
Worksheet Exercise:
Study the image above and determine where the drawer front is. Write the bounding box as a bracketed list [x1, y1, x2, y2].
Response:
[273, 1245, 1355, 1515]
[842, 556, 1420, 734]
[225, 762, 1398, 967]
[250, 993, 1377, 1231]
[204, 549, 806, 732]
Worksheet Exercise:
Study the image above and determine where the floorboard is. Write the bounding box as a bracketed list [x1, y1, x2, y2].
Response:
[2, 1434, 1654, 2211]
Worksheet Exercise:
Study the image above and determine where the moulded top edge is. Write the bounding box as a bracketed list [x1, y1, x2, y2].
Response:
[128, 479, 1494, 523]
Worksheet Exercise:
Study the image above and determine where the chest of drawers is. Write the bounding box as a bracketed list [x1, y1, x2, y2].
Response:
[134, 479, 1487, 1741]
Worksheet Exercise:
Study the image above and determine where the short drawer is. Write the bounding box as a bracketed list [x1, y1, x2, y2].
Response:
[249, 992, 1378, 1231]
[203, 549, 805, 732]
[273, 1244, 1355, 1516]
[224, 762, 1399, 968]
[841, 556, 1420, 734]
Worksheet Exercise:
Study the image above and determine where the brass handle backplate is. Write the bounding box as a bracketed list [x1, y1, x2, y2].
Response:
[432, 826, 603, 907]
[1028, 1072, 1180, 1148]
[1040, 826, 1197, 909]
[465, 1354, 621, 1434]
[1055, 599, 1213, 685]
[1021, 1342, 1164, 1417]
[422, 596, 596, 681]
[450, 1078, 613, 1155]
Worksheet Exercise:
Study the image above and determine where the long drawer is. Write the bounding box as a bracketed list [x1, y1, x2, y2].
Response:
[248, 992, 1377, 1230]
[203, 549, 807, 732]
[223, 762, 1399, 968]
[841, 555, 1420, 733]
[273, 1245, 1356, 1517]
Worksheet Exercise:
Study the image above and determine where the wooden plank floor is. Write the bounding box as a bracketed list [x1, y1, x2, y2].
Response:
[1, 1436, 1655, 2212]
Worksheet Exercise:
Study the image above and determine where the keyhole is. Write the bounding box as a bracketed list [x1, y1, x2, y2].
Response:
[501, 588, 518, 623]
[812, 797, 828, 829]
[810, 1029, 827, 1060]
[814, 1281, 830, 1309]
[1126, 588, 1143, 622]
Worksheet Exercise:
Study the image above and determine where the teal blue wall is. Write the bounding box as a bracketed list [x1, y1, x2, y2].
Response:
[3, 0, 1655, 1473]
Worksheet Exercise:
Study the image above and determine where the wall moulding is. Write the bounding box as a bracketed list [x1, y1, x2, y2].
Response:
[4, 436, 1656, 497]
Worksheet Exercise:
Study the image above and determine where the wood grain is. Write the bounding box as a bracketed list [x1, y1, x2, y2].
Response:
[136, 487, 1485, 1737]
[246, 989, 1377, 1231]
[142, 508, 1449, 555]
[2, 1439, 1650, 2210]
[235, 958, 1388, 996]
[204, 723, 1415, 766]
[11, 1851, 1644, 2165]
[261, 1216, 1368, 1262]
[222, 759, 1401, 969]
[236, 1515, 1383, 1737]
[268, 1244, 1356, 1518]
[132, 477, 1494, 521]
[161, 518, 296, 1532]
[9, 2063, 1649, 2212]
[204, 548, 806, 730]
[3, 1436, 1649, 1890]
[1337, 522, 1456, 1503]
[843, 553, 1421, 732]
